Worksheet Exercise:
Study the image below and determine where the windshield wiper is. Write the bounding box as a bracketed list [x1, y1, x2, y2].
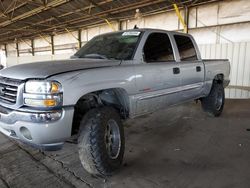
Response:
[81, 54, 108, 59]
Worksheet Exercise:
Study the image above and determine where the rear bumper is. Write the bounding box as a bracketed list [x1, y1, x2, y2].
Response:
[0, 106, 74, 150]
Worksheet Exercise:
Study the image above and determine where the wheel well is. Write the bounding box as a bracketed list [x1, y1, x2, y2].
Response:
[71, 88, 129, 135]
[214, 74, 224, 84]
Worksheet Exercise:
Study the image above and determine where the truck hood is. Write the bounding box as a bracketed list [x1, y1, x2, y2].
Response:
[0, 59, 121, 80]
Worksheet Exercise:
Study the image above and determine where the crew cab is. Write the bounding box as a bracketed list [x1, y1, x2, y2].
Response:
[0, 29, 230, 176]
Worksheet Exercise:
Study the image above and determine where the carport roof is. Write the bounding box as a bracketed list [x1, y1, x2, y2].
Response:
[0, 0, 220, 44]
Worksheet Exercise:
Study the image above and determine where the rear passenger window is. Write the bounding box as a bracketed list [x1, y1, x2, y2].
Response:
[143, 33, 174, 63]
[174, 35, 198, 61]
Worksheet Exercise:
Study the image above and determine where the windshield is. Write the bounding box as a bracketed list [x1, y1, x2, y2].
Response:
[74, 31, 142, 60]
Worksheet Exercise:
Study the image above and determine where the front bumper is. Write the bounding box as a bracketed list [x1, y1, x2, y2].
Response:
[0, 106, 74, 150]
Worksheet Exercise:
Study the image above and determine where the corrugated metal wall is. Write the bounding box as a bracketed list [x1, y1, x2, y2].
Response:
[199, 43, 250, 98]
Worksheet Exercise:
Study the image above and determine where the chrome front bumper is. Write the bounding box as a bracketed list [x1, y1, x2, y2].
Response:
[0, 106, 74, 150]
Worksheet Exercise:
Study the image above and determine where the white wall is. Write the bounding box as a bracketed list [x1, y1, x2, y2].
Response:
[0, 47, 6, 67]
[6, 53, 73, 65]
[2, 0, 250, 98]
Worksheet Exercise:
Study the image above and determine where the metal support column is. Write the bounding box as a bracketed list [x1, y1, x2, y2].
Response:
[31, 39, 35, 56]
[51, 35, 55, 55]
[16, 42, 19, 57]
[118, 20, 122, 30]
[184, 6, 189, 33]
[4, 44, 7, 58]
[78, 29, 82, 49]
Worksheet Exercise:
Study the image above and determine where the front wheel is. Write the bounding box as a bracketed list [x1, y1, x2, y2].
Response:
[78, 107, 125, 177]
[201, 82, 225, 117]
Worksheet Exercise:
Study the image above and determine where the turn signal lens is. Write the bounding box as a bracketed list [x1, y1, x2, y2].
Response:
[24, 99, 58, 107]
[43, 99, 56, 106]
[51, 82, 60, 93]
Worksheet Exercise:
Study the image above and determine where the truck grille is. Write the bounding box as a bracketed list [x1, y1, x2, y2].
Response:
[0, 77, 23, 104]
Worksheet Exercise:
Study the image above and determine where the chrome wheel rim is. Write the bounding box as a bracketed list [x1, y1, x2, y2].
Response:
[105, 119, 121, 159]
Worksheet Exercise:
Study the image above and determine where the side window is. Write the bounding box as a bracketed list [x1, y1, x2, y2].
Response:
[143, 33, 174, 63]
[174, 35, 198, 61]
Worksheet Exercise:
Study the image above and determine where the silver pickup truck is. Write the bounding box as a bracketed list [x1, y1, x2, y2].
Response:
[0, 29, 230, 176]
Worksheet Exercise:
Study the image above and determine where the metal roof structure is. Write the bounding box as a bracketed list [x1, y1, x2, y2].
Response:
[0, 0, 220, 44]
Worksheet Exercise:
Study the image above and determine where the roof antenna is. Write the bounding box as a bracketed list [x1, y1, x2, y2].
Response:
[134, 25, 139, 29]
[134, 9, 141, 29]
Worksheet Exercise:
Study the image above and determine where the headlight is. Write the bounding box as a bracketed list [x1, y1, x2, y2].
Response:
[24, 80, 63, 107]
[25, 80, 62, 94]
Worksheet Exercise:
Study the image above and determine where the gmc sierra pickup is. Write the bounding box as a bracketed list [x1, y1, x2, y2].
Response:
[0, 29, 230, 176]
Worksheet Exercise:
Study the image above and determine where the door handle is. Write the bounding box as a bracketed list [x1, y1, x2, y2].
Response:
[196, 66, 201, 72]
[173, 67, 180, 74]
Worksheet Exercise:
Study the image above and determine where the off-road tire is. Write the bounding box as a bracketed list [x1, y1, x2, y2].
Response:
[201, 82, 225, 117]
[78, 107, 125, 177]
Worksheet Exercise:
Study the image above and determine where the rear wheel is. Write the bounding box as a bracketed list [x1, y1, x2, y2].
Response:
[78, 107, 125, 177]
[201, 82, 225, 117]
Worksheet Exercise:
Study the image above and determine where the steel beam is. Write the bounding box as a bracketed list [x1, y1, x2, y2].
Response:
[0, 0, 224, 44]
[0, 0, 72, 28]
[0, 0, 167, 41]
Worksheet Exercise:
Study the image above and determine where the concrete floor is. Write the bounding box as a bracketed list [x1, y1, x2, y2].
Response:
[0, 99, 250, 188]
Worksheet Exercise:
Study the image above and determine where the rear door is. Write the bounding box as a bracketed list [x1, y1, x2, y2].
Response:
[134, 32, 181, 115]
[173, 34, 205, 101]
